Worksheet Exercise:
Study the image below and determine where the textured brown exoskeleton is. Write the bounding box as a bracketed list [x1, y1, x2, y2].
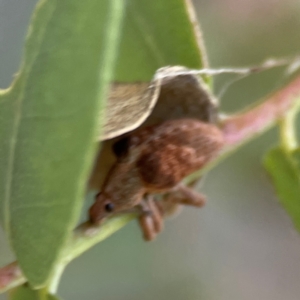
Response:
[89, 118, 224, 240]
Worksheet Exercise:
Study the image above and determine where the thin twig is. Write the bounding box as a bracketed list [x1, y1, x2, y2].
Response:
[0, 262, 25, 293]
[221, 75, 300, 147]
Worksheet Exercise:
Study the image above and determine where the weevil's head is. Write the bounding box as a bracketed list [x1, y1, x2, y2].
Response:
[89, 162, 146, 224]
[89, 191, 117, 224]
[89, 135, 147, 224]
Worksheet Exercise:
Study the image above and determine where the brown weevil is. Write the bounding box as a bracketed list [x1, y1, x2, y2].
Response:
[89, 118, 224, 240]
[89, 67, 223, 240]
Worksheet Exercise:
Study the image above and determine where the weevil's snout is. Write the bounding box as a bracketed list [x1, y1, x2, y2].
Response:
[89, 192, 115, 225]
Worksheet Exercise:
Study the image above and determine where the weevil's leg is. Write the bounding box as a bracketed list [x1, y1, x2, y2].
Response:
[137, 200, 157, 241]
[138, 211, 156, 241]
[136, 196, 165, 241]
[145, 195, 164, 233]
[158, 196, 182, 218]
[152, 199, 167, 216]
[167, 184, 206, 207]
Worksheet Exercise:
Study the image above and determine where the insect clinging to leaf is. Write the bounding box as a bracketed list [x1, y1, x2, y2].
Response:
[88, 67, 223, 240]
[89, 118, 224, 240]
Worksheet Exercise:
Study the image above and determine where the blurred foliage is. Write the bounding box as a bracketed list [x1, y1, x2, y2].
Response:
[264, 147, 300, 232]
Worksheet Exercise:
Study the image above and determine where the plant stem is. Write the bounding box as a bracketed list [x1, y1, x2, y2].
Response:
[1, 75, 300, 294]
[279, 104, 300, 152]
[0, 262, 25, 293]
[221, 76, 300, 148]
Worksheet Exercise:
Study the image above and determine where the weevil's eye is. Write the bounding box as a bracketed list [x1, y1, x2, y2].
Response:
[104, 202, 115, 213]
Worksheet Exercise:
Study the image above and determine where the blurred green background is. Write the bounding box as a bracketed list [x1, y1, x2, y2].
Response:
[1, 0, 300, 299]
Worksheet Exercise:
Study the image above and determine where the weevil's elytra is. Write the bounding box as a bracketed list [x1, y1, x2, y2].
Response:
[89, 118, 224, 240]
[135, 119, 223, 189]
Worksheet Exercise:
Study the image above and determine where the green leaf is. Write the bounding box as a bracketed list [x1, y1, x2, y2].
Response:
[9, 285, 61, 300]
[0, 0, 208, 290]
[264, 147, 300, 232]
[114, 0, 208, 82]
[0, 0, 125, 288]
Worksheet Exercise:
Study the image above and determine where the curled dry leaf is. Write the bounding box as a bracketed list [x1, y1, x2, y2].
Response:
[102, 82, 160, 140]
[89, 66, 219, 191]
